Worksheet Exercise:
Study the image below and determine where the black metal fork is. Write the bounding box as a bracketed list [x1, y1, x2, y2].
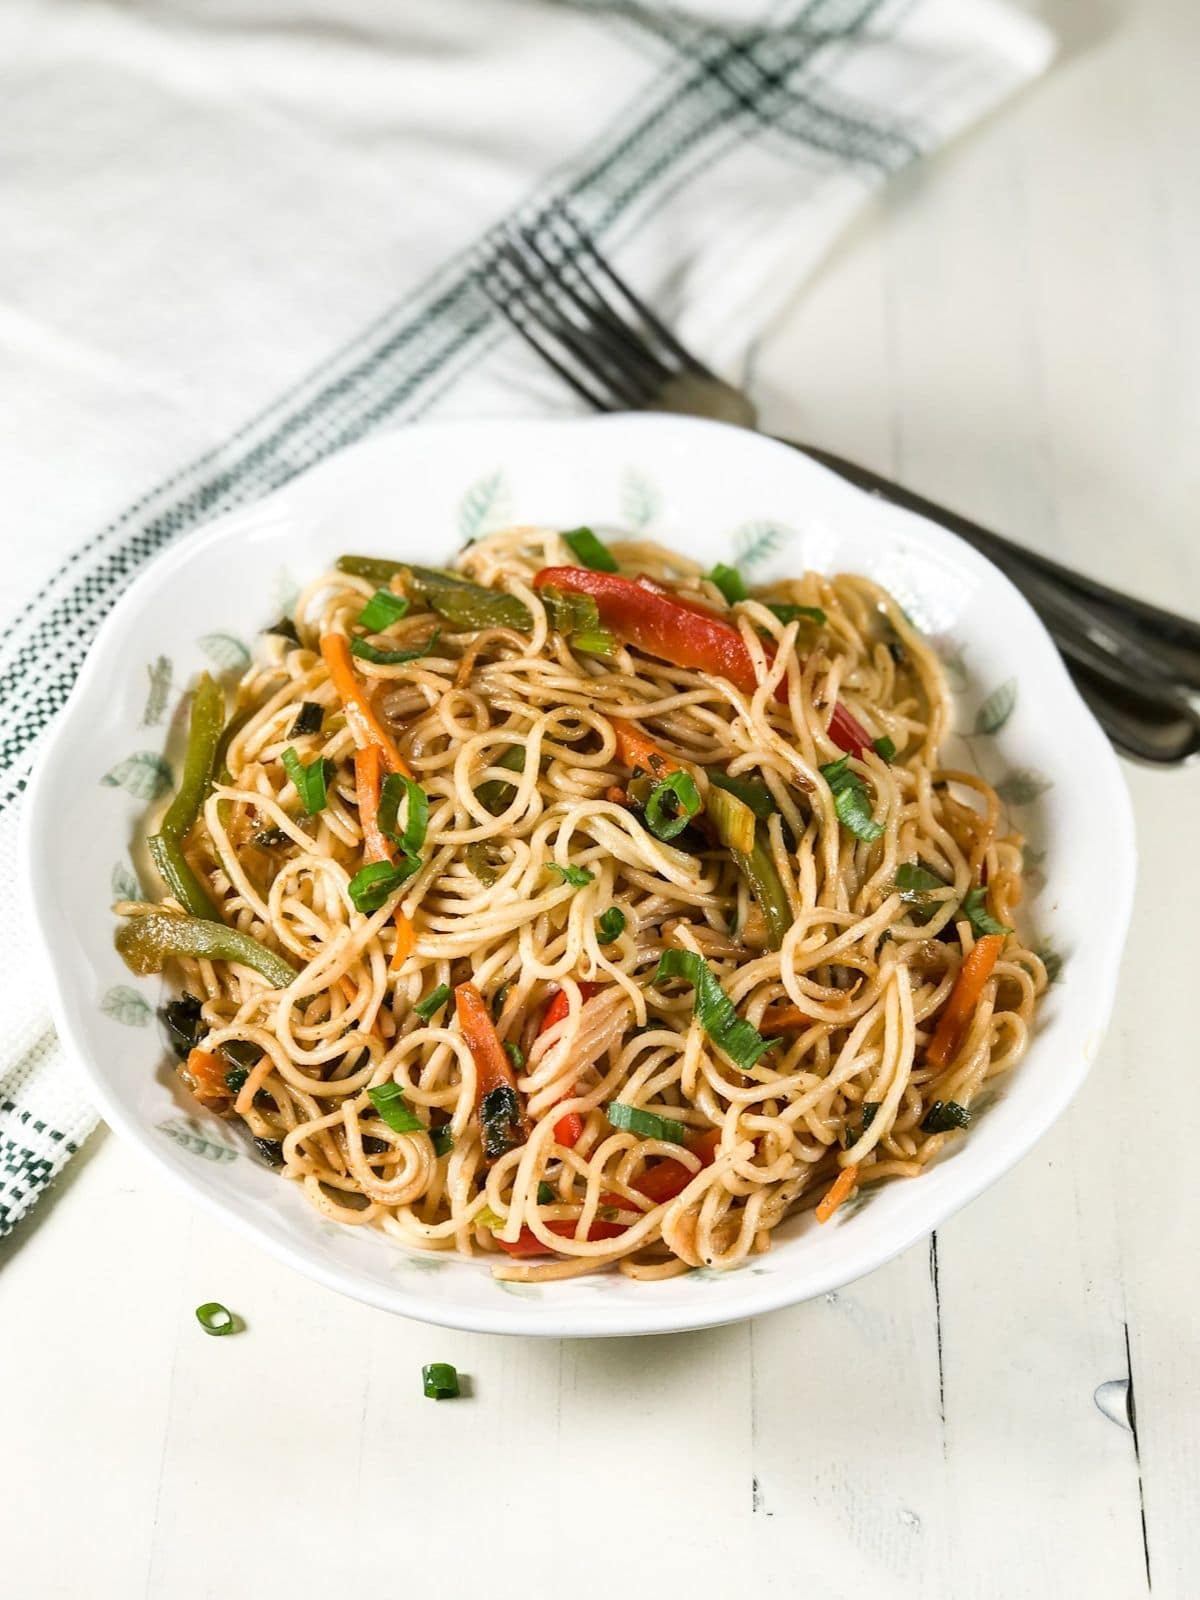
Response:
[478, 204, 1200, 765]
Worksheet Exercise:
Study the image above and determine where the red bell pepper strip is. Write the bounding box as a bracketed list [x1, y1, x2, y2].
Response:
[538, 981, 601, 1147]
[491, 1210, 628, 1257]
[534, 567, 873, 755]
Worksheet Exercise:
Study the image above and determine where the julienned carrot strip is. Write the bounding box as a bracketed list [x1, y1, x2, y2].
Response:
[759, 1004, 814, 1036]
[925, 933, 1005, 1068]
[538, 982, 602, 1147]
[320, 633, 412, 776]
[456, 982, 520, 1104]
[354, 744, 392, 863]
[609, 718, 685, 779]
[390, 913, 416, 971]
[815, 1163, 859, 1223]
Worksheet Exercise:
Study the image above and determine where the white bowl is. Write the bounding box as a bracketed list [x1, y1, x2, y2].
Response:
[22, 415, 1135, 1337]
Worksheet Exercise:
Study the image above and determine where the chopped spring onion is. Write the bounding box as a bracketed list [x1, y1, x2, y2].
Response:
[894, 862, 949, 920]
[922, 1099, 971, 1134]
[480, 1083, 525, 1161]
[378, 772, 429, 857]
[414, 983, 452, 1021]
[644, 770, 702, 841]
[548, 862, 593, 888]
[195, 1301, 236, 1337]
[504, 1040, 526, 1071]
[563, 526, 618, 572]
[651, 948, 774, 1070]
[367, 1082, 425, 1134]
[873, 735, 897, 763]
[705, 768, 776, 820]
[347, 856, 420, 914]
[430, 1126, 454, 1157]
[571, 629, 617, 656]
[422, 1362, 461, 1400]
[358, 588, 410, 632]
[596, 906, 626, 944]
[819, 755, 884, 843]
[254, 1137, 284, 1167]
[706, 782, 756, 855]
[251, 826, 292, 849]
[606, 1101, 687, 1145]
[768, 603, 826, 626]
[223, 1065, 249, 1094]
[265, 616, 301, 643]
[962, 886, 1012, 938]
[465, 841, 503, 886]
[160, 994, 204, 1061]
[709, 563, 748, 605]
[289, 700, 324, 737]
[536, 1181, 555, 1205]
[477, 745, 526, 816]
[350, 630, 440, 666]
[280, 746, 331, 815]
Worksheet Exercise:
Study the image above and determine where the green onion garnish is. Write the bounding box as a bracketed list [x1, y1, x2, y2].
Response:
[430, 1126, 454, 1157]
[606, 1101, 687, 1144]
[563, 526, 618, 572]
[347, 857, 419, 914]
[476, 745, 526, 816]
[358, 588, 410, 632]
[422, 1361, 461, 1400]
[280, 746, 331, 815]
[922, 1099, 971, 1134]
[367, 1082, 425, 1134]
[414, 983, 452, 1021]
[548, 862, 594, 888]
[873, 735, 897, 762]
[768, 603, 826, 626]
[350, 631, 440, 666]
[819, 755, 883, 843]
[195, 1301, 236, 1337]
[651, 948, 774, 1070]
[644, 770, 702, 841]
[224, 1065, 249, 1094]
[536, 1181, 555, 1204]
[894, 862, 948, 914]
[289, 701, 324, 737]
[251, 827, 292, 848]
[709, 563, 748, 605]
[596, 906, 626, 944]
[705, 768, 776, 820]
[504, 1040, 526, 1071]
[571, 629, 617, 656]
[961, 887, 1012, 938]
[378, 772, 429, 857]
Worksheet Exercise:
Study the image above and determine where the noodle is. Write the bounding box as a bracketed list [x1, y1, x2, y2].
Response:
[118, 526, 1045, 1280]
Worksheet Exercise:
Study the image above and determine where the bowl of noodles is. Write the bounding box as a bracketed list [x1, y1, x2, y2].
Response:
[23, 415, 1135, 1336]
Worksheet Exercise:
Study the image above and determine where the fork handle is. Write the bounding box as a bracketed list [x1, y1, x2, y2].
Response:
[792, 442, 1200, 692]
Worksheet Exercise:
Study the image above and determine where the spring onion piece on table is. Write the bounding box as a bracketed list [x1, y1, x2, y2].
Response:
[147, 671, 223, 919]
[606, 1101, 687, 1145]
[562, 526, 619, 572]
[117, 913, 297, 988]
[422, 1362, 461, 1400]
[644, 770, 702, 841]
[357, 588, 410, 632]
[414, 983, 452, 1021]
[651, 948, 774, 1069]
[195, 1301, 236, 1336]
[367, 1082, 426, 1134]
[820, 755, 884, 843]
[280, 746, 330, 815]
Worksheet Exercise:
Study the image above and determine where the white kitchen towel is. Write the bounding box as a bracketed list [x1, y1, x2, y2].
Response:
[0, 0, 1052, 1235]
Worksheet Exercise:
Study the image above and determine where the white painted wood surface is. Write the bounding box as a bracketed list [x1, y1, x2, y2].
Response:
[4, 3, 1198, 1595]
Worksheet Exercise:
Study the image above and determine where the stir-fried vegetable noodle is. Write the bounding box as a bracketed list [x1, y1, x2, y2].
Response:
[116, 527, 1047, 1282]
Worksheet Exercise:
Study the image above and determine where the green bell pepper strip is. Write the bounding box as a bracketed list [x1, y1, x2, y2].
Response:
[338, 557, 534, 633]
[147, 673, 224, 919]
[476, 745, 527, 816]
[732, 826, 793, 952]
[337, 555, 404, 584]
[116, 913, 298, 988]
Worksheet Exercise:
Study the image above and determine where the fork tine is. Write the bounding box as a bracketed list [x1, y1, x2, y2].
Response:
[477, 268, 620, 412]
[547, 203, 717, 379]
[513, 224, 674, 395]
[490, 240, 656, 410]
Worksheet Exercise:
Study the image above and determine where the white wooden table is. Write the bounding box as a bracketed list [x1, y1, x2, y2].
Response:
[4, 4, 1198, 1595]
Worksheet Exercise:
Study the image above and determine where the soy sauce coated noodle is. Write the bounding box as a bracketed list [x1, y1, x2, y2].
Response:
[117, 527, 1047, 1282]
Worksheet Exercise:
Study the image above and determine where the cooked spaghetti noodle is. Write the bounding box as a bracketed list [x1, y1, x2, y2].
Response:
[115, 526, 1047, 1282]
